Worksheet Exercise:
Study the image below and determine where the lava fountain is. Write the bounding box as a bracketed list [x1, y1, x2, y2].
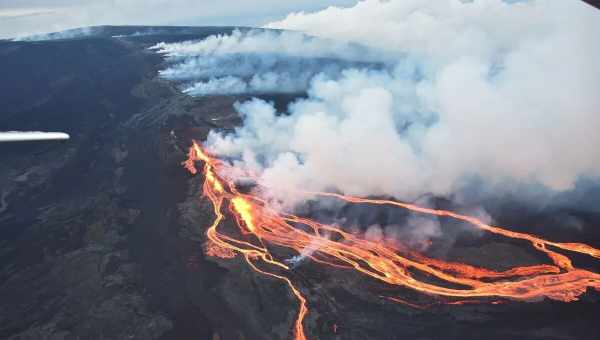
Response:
[184, 140, 600, 340]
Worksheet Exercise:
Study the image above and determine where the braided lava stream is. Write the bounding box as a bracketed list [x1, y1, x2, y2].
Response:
[184, 140, 600, 340]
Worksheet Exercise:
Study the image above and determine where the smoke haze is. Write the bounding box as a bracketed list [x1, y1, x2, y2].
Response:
[12, 26, 100, 41]
[0, 0, 357, 39]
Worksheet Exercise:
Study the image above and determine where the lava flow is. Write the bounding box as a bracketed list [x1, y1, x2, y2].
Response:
[184, 140, 600, 340]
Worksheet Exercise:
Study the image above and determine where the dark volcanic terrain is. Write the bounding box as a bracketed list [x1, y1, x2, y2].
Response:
[1, 26, 599, 340]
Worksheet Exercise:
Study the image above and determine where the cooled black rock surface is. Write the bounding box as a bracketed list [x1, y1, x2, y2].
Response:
[0, 26, 240, 340]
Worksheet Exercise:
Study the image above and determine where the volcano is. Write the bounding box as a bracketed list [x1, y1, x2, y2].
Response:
[1, 25, 600, 340]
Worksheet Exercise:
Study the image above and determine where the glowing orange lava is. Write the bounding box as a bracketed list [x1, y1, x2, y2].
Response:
[184, 140, 600, 340]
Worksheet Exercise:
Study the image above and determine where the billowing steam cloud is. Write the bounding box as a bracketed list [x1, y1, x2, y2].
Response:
[158, 0, 600, 211]
[152, 29, 386, 95]
[208, 0, 600, 203]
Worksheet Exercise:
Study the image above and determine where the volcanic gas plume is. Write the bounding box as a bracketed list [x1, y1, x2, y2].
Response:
[184, 141, 600, 340]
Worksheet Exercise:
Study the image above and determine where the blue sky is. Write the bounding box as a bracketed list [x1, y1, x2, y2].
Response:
[0, 0, 358, 39]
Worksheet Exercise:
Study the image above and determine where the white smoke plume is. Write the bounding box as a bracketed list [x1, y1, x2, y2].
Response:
[285, 234, 331, 267]
[152, 29, 386, 95]
[196, 0, 600, 207]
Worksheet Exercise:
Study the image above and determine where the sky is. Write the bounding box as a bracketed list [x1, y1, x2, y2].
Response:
[0, 0, 358, 39]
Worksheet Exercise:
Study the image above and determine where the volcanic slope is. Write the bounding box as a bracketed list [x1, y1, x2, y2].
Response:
[0, 25, 599, 340]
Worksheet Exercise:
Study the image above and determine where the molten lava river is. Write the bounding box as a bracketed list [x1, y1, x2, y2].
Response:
[184, 140, 600, 340]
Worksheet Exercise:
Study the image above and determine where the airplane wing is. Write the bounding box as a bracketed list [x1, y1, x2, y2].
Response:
[0, 131, 70, 142]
